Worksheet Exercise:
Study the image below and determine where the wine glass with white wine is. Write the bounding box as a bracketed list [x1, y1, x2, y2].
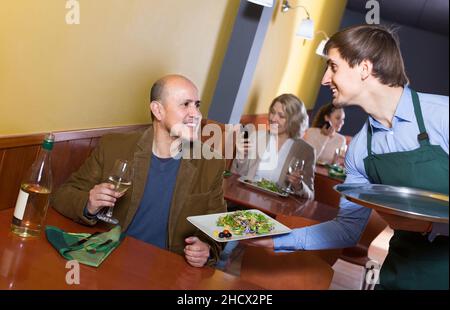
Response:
[332, 145, 347, 167]
[96, 159, 132, 225]
[284, 158, 305, 194]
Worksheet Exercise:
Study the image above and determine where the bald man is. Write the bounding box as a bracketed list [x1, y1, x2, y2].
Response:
[52, 75, 227, 267]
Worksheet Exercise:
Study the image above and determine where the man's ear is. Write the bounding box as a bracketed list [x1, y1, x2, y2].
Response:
[360, 59, 373, 81]
[150, 100, 164, 121]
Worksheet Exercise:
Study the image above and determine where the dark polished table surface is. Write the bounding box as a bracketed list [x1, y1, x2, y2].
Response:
[1, 174, 340, 290]
[313, 165, 344, 207]
[0, 208, 260, 290]
[223, 174, 338, 222]
[222, 175, 341, 290]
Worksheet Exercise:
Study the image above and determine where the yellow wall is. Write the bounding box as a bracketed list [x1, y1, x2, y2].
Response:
[0, 0, 239, 135]
[245, 0, 347, 114]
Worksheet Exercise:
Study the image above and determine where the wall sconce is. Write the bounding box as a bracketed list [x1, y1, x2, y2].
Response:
[296, 19, 314, 40]
[247, 0, 274, 7]
[315, 30, 329, 57]
[281, 0, 314, 40]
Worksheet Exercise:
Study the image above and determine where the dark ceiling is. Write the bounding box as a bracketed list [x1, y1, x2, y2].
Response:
[346, 0, 449, 35]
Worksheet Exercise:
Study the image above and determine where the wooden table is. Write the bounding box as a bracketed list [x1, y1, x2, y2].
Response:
[223, 174, 338, 222]
[314, 165, 344, 207]
[222, 175, 341, 289]
[0, 208, 260, 290]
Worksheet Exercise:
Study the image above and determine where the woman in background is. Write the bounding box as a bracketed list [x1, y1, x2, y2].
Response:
[304, 103, 346, 165]
[231, 93, 315, 199]
[217, 94, 315, 271]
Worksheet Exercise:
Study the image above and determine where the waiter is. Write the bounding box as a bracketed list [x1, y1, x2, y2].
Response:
[244, 24, 449, 289]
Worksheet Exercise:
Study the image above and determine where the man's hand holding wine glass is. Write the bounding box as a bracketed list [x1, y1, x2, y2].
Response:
[95, 159, 132, 224]
[86, 183, 125, 215]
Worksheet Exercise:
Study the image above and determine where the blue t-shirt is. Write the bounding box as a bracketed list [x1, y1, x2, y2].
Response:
[126, 153, 181, 249]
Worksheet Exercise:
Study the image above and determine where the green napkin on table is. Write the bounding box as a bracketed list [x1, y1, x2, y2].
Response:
[45, 225, 125, 267]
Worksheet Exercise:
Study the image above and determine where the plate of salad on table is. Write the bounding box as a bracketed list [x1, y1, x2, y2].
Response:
[237, 176, 289, 198]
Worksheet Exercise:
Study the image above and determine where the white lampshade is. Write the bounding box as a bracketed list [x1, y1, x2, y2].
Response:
[247, 0, 274, 7]
[296, 18, 314, 40]
[315, 39, 328, 57]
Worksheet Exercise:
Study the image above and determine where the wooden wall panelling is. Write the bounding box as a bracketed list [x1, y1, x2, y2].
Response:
[67, 138, 96, 177]
[53, 124, 148, 142]
[0, 149, 5, 208]
[0, 133, 45, 149]
[89, 137, 100, 152]
[51, 140, 72, 190]
[240, 114, 268, 127]
[0, 150, 4, 176]
[0, 124, 149, 211]
[51, 138, 94, 190]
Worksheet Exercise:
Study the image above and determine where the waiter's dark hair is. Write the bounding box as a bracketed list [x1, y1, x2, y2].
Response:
[324, 25, 409, 87]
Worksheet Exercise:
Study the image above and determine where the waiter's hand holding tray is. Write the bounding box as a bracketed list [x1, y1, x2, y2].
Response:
[334, 183, 449, 225]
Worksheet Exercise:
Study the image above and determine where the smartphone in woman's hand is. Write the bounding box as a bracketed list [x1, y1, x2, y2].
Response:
[243, 129, 249, 140]
[239, 127, 250, 157]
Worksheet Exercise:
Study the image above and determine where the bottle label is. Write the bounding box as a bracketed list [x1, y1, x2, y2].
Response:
[14, 189, 29, 220]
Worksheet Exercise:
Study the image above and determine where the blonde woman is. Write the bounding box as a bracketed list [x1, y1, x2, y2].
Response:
[231, 94, 315, 199]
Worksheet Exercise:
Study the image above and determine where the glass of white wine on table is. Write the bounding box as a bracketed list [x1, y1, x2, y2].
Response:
[284, 158, 305, 194]
[96, 159, 132, 225]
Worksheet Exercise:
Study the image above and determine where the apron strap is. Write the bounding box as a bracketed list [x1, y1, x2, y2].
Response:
[366, 120, 373, 155]
[411, 89, 430, 146]
[366, 89, 430, 154]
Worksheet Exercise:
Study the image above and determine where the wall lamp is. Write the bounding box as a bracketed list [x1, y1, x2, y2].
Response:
[281, 0, 329, 57]
[281, 0, 314, 40]
[247, 0, 274, 7]
[315, 30, 329, 57]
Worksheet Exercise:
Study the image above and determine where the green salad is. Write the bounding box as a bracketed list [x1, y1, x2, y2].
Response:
[255, 178, 283, 194]
[216, 210, 275, 235]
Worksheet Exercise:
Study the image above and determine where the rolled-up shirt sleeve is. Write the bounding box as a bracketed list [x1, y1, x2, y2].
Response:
[273, 198, 371, 251]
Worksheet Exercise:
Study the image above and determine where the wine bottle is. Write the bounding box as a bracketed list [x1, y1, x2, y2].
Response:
[11, 133, 54, 237]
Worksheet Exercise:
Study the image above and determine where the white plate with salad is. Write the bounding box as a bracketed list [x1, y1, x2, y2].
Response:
[187, 209, 292, 242]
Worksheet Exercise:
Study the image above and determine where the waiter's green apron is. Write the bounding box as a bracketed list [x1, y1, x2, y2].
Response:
[363, 89, 449, 290]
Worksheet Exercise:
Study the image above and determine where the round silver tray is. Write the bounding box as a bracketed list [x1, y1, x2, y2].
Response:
[334, 183, 449, 223]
